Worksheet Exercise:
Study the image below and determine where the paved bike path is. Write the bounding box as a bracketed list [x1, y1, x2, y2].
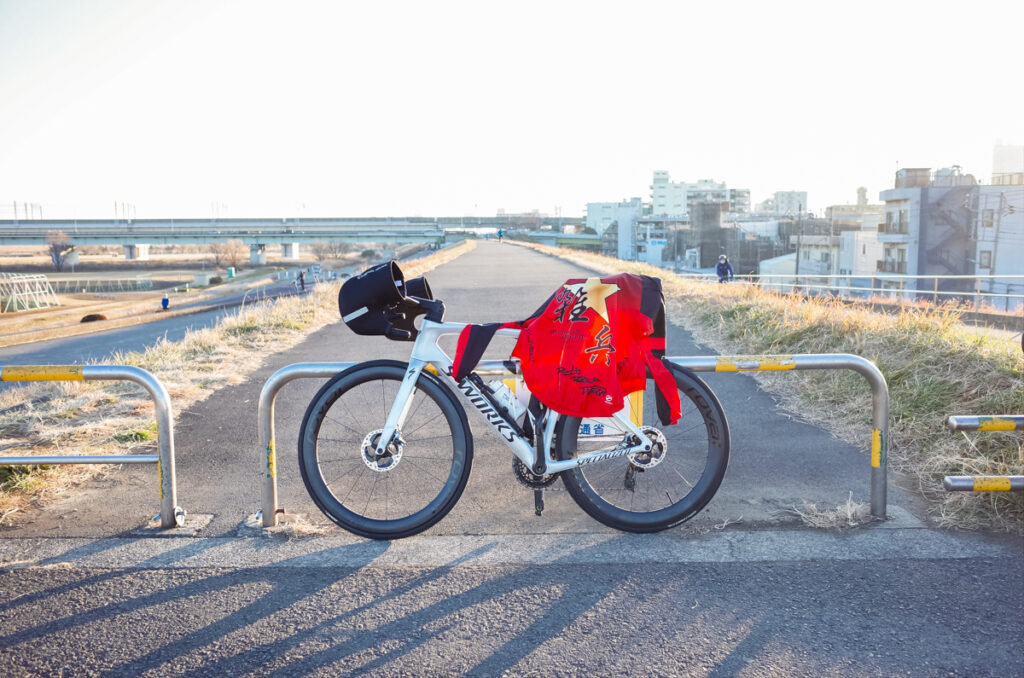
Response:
[3, 239, 924, 538]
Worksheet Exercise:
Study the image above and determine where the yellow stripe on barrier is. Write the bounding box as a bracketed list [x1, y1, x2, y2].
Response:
[974, 477, 1012, 491]
[1, 365, 84, 381]
[871, 429, 882, 468]
[715, 356, 795, 372]
[976, 417, 1018, 432]
[266, 441, 277, 479]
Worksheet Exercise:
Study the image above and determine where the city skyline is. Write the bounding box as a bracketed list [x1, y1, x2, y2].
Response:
[1, 0, 1022, 220]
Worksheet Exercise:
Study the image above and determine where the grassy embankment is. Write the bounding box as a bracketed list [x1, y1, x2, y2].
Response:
[519, 242, 1023, 533]
[0, 241, 476, 524]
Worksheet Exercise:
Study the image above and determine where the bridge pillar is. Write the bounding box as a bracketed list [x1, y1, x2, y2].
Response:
[281, 243, 301, 259]
[124, 244, 150, 261]
[249, 243, 267, 265]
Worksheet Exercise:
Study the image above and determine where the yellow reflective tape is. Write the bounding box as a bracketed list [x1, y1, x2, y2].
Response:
[424, 364, 439, 376]
[715, 356, 795, 372]
[266, 440, 276, 479]
[1, 365, 84, 381]
[976, 417, 1018, 432]
[871, 429, 882, 468]
[974, 477, 1012, 492]
[504, 378, 516, 393]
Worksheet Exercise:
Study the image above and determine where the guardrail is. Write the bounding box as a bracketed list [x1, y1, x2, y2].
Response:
[943, 415, 1024, 492]
[0, 364, 184, 528]
[666, 354, 890, 519]
[721, 273, 1024, 313]
[257, 354, 889, 527]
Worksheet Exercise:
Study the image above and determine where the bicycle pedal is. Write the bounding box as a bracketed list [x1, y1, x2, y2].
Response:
[533, 488, 545, 516]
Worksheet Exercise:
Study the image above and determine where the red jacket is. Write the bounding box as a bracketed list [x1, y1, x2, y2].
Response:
[452, 273, 680, 424]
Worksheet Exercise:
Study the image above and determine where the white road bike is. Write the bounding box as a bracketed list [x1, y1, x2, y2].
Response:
[298, 296, 730, 540]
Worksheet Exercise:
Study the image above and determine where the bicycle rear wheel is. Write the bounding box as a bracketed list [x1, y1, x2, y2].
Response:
[298, 360, 473, 539]
[554, 363, 729, 532]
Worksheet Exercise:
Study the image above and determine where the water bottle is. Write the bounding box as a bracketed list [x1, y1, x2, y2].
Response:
[488, 380, 524, 421]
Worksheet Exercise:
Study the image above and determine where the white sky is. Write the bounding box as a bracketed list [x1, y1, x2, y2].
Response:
[1, 0, 1022, 219]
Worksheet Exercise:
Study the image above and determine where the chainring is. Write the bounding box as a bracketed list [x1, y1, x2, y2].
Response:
[512, 457, 559, 488]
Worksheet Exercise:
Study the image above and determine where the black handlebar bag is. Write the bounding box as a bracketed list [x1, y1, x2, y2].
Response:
[339, 260, 434, 340]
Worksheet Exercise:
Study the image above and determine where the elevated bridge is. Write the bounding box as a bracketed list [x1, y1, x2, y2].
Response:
[0, 217, 451, 263]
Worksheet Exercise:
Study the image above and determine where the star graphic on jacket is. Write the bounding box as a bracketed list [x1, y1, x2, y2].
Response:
[562, 278, 621, 322]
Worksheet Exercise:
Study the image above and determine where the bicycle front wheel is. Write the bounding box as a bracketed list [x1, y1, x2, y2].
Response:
[298, 360, 473, 539]
[554, 363, 730, 532]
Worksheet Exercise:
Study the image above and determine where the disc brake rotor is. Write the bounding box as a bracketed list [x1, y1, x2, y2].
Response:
[361, 428, 404, 472]
[627, 426, 667, 470]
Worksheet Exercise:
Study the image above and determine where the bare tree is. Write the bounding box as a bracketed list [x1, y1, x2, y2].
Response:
[311, 240, 352, 261]
[224, 239, 247, 269]
[310, 241, 332, 262]
[46, 231, 73, 271]
[209, 239, 247, 269]
[209, 241, 226, 267]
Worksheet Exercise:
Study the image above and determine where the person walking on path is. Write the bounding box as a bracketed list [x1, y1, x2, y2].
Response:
[716, 254, 734, 283]
[299, 270, 306, 292]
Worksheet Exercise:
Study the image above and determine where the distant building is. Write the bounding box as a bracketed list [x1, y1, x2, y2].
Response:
[992, 143, 1024, 187]
[876, 165, 1023, 307]
[972, 184, 1024, 308]
[650, 171, 750, 217]
[773, 191, 808, 217]
[878, 166, 977, 291]
[825, 187, 884, 228]
[585, 198, 643, 260]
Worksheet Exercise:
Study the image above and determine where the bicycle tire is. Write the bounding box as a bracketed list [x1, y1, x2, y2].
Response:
[554, 363, 730, 532]
[298, 360, 473, 539]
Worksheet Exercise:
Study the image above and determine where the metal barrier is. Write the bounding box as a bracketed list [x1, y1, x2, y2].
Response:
[943, 415, 1024, 492]
[258, 362, 353, 527]
[0, 365, 184, 528]
[666, 354, 890, 519]
[946, 415, 1024, 432]
[258, 354, 889, 527]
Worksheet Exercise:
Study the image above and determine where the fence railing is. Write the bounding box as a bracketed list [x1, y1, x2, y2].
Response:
[0, 364, 184, 528]
[257, 354, 890, 527]
[676, 271, 1024, 313]
[943, 415, 1024, 492]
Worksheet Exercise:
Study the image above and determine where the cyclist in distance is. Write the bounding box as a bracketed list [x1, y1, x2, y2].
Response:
[716, 254, 734, 283]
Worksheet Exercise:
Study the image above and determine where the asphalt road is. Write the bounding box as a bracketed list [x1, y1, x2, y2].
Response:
[0, 241, 1021, 677]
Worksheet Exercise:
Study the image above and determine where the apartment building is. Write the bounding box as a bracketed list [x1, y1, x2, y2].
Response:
[773, 191, 808, 217]
[585, 197, 644, 260]
[650, 171, 750, 217]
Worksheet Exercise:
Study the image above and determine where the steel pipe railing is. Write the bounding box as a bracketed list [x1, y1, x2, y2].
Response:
[944, 476, 1024, 492]
[0, 364, 184, 528]
[946, 415, 1024, 432]
[258, 355, 889, 526]
[944, 414, 1023, 492]
[257, 360, 517, 527]
[666, 353, 890, 520]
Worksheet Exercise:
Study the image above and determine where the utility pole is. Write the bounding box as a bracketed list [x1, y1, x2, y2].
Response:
[794, 202, 803, 277]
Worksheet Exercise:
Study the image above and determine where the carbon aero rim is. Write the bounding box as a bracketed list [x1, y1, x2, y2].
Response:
[554, 364, 730, 532]
[298, 361, 472, 539]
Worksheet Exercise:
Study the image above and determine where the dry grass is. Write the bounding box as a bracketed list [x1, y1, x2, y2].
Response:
[516, 242, 1024, 533]
[0, 240, 476, 522]
[785, 493, 875, 529]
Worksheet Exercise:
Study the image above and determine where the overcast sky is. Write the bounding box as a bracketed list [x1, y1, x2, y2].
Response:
[1, 0, 1021, 219]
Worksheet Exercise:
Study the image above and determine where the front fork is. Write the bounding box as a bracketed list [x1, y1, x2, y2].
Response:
[374, 360, 426, 456]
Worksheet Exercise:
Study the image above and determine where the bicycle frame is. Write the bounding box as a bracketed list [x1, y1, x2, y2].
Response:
[372, 319, 654, 474]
